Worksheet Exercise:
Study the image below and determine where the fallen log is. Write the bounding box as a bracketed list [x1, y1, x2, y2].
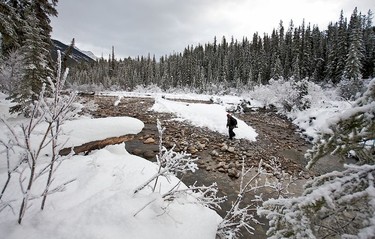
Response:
[59, 134, 135, 156]
[77, 91, 95, 96]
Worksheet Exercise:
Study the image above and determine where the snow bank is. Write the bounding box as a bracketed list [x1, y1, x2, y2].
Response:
[0, 144, 221, 239]
[151, 97, 258, 141]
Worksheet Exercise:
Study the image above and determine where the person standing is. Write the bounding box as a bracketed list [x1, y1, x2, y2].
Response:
[226, 113, 237, 140]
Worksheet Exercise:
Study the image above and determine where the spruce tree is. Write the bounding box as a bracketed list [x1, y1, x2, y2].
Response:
[363, 10, 375, 78]
[10, 8, 51, 115]
[341, 8, 365, 100]
[344, 7, 364, 81]
[0, 1, 24, 55]
[307, 79, 375, 167]
[2, 0, 58, 114]
[61, 38, 75, 72]
[283, 21, 294, 79]
[271, 54, 283, 80]
[311, 25, 325, 81]
[335, 10, 348, 81]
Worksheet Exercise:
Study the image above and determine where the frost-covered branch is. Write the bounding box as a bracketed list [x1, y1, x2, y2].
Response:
[133, 119, 198, 194]
[217, 159, 262, 239]
[259, 164, 375, 239]
[217, 157, 294, 239]
[133, 119, 226, 219]
[40, 51, 77, 210]
[0, 51, 78, 224]
[0, 139, 24, 200]
[162, 182, 226, 210]
[133, 145, 198, 194]
[134, 182, 226, 217]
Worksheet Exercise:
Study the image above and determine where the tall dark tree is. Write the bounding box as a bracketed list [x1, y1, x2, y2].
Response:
[32, 0, 58, 43]
[310, 25, 325, 81]
[343, 7, 364, 81]
[0, 0, 27, 55]
[1, 0, 59, 114]
[335, 10, 349, 81]
[10, 8, 52, 115]
[362, 10, 375, 78]
[61, 38, 74, 72]
[1, 0, 58, 55]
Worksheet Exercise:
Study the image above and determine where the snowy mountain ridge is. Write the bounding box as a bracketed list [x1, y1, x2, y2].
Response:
[51, 39, 97, 65]
[80, 49, 98, 60]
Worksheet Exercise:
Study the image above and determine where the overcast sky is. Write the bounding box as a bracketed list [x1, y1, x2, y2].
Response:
[50, 0, 374, 59]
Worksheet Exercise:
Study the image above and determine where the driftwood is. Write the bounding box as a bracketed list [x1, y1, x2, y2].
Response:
[59, 134, 135, 156]
[77, 91, 95, 96]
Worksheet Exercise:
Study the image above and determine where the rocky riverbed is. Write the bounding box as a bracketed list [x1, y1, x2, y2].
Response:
[78, 94, 342, 238]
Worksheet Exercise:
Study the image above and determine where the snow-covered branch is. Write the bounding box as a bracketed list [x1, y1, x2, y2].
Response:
[0, 51, 78, 224]
[134, 119, 198, 194]
[162, 182, 226, 210]
[259, 164, 375, 239]
[260, 79, 375, 239]
[133, 119, 227, 221]
[217, 157, 294, 239]
[306, 78, 375, 168]
[133, 145, 198, 194]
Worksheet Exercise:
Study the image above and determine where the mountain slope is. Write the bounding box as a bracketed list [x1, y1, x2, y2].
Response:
[51, 39, 96, 66]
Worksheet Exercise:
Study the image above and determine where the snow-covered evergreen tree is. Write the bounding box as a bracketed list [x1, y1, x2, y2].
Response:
[258, 79, 375, 238]
[0, 1, 24, 55]
[363, 10, 375, 78]
[1, 0, 58, 114]
[340, 7, 365, 100]
[9, 8, 52, 115]
[335, 10, 349, 81]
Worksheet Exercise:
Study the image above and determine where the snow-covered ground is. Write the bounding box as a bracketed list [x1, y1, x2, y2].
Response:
[0, 93, 222, 239]
[0, 79, 359, 238]
[151, 97, 258, 141]
[101, 80, 353, 142]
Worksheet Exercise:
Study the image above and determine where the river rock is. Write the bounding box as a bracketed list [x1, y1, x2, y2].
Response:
[210, 149, 219, 156]
[221, 144, 228, 151]
[227, 146, 235, 153]
[197, 142, 206, 150]
[132, 148, 143, 156]
[217, 162, 226, 169]
[143, 150, 156, 159]
[228, 168, 240, 178]
[218, 168, 227, 173]
[144, 137, 156, 144]
[189, 146, 198, 154]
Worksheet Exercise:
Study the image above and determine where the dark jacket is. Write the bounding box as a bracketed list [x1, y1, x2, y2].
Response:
[227, 115, 237, 128]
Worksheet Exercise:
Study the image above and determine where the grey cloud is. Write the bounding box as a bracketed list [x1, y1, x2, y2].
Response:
[52, 0, 232, 58]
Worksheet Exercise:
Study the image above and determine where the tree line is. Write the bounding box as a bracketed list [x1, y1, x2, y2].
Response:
[67, 8, 374, 95]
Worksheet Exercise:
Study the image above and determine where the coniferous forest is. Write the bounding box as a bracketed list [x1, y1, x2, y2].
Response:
[66, 8, 374, 96]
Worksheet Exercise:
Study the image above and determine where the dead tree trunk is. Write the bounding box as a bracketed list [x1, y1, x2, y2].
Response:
[59, 135, 135, 156]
